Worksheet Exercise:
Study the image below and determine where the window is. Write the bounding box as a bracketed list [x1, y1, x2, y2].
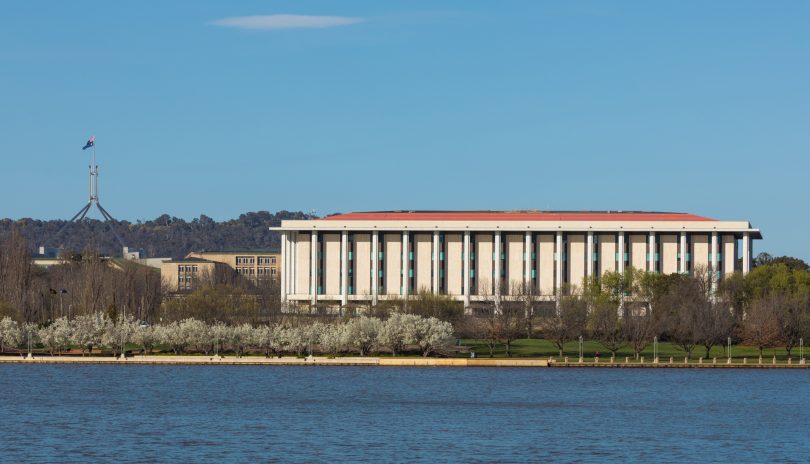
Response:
[271, 257, 276, 265]
[192, 265, 198, 273]
[271, 267, 277, 275]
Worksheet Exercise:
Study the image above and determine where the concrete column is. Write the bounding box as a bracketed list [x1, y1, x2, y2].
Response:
[742, 232, 751, 274]
[586, 231, 594, 278]
[679, 232, 687, 274]
[310, 231, 318, 305]
[402, 231, 409, 299]
[341, 231, 348, 306]
[372, 232, 379, 306]
[524, 231, 532, 286]
[432, 231, 440, 293]
[288, 232, 298, 295]
[494, 232, 502, 297]
[555, 231, 563, 295]
[711, 231, 719, 291]
[617, 231, 625, 274]
[649, 231, 656, 273]
[280, 232, 287, 303]
[463, 231, 471, 310]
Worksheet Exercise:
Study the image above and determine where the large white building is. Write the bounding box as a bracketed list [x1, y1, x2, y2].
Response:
[274, 211, 762, 307]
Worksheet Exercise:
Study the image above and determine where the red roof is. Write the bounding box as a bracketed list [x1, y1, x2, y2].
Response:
[323, 211, 715, 222]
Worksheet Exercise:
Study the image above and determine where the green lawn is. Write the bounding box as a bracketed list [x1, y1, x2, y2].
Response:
[460, 338, 807, 361]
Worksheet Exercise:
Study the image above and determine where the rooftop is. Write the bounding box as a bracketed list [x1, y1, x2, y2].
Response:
[164, 257, 215, 264]
[192, 248, 280, 254]
[322, 210, 716, 222]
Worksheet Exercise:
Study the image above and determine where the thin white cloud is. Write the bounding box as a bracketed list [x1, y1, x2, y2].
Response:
[211, 14, 364, 30]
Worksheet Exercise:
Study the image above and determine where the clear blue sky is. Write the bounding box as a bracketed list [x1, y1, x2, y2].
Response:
[1, 1, 808, 260]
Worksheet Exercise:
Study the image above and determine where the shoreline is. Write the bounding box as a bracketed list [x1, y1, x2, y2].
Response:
[1, 355, 808, 368]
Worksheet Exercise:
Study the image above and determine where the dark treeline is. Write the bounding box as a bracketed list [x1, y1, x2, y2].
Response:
[0, 210, 315, 258]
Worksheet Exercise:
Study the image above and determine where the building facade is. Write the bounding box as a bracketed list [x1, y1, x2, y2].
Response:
[275, 211, 762, 307]
[186, 250, 281, 284]
[161, 249, 281, 292]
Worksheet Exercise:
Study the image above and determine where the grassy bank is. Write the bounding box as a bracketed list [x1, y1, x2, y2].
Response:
[460, 338, 807, 361]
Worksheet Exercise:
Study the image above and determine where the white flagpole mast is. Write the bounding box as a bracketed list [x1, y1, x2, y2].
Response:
[92, 137, 98, 202]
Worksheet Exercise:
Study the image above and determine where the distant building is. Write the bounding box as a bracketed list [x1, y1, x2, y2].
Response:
[160, 257, 223, 292]
[161, 249, 281, 292]
[274, 210, 762, 308]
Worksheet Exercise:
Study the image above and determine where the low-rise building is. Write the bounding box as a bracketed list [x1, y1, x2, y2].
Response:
[161, 249, 281, 292]
[274, 210, 763, 308]
[160, 257, 222, 292]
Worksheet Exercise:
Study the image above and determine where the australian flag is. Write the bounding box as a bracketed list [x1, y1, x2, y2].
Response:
[82, 135, 95, 150]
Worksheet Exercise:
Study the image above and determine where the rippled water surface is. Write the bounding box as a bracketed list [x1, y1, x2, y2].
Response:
[0, 365, 808, 462]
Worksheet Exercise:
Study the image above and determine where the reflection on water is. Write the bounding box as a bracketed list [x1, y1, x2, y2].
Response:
[1, 366, 808, 462]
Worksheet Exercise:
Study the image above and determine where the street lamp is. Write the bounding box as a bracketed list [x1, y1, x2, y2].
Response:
[727, 336, 732, 361]
[26, 324, 33, 359]
[654, 336, 658, 362]
[801, 338, 804, 362]
[578, 335, 583, 361]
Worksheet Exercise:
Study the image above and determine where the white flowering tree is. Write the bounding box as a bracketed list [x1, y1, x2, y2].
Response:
[378, 313, 420, 355]
[410, 317, 455, 357]
[131, 323, 158, 354]
[39, 317, 72, 355]
[181, 319, 210, 354]
[319, 323, 345, 356]
[71, 313, 105, 355]
[253, 325, 276, 357]
[210, 321, 229, 355]
[228, 323, 254, 357]
[0, 316, 22, 353]
[343, 316, 382, 356]
[158, 321, 189, 354]
[285, 326, 312, 356]
[100, 315, 137, 357]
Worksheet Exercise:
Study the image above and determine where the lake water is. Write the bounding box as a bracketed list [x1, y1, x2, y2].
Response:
[0, 366, 808, 462]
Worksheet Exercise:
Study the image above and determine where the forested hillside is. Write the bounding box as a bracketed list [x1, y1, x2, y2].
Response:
[0, 210, 316, 258]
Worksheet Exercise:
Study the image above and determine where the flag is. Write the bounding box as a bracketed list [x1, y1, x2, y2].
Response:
[82, 135, 95, 150]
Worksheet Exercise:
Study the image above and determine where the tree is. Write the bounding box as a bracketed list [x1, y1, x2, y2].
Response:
[0, 316, 21, 353]
[38, 317, 71, 355]
[319, 323, 344, 356]
[513, 280, 540, 339]
[691, 267, 735, 358]
[775, 293, 808, 358]
[157, 321, 189, 354]
[740, 296, 781, 359]
[253, 325, 276, 357]
[378, 313, 417, 355]
[489, 281, 528, 357]
[589, 298, 625, 357]
[342, 316, 381, 356]
[280, 326, 309, 356]
[228, 323, 254, 357]
[407, 289, 464, 325]
[100, 314, 137, 357]
[131, 323, 158, 354]
[542, 294, 588, 357]
[623, 310, 657, 359]
[408, 317, 454, 357]
[658, 275, 703, 358]
[71, 313, 103, 355]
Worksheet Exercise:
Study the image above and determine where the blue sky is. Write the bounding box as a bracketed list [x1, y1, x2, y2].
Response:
[0, 1, 808, 259]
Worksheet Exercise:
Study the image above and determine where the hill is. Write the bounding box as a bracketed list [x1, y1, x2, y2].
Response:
[0, 211, 315, 258]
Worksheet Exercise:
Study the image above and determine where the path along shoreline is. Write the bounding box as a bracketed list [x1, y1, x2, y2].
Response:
[1, 356, 808, 368]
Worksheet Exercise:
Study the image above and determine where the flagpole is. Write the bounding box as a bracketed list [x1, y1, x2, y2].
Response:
[93, 137, 98, 202]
